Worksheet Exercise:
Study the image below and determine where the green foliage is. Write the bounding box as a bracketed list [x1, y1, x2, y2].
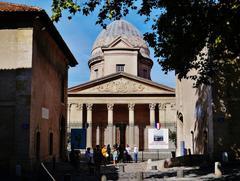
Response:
[51, 0, 80, 21]
[231, 144, 240, 160]
[51, 0, 240, 87]
[51, 0, 240, 116]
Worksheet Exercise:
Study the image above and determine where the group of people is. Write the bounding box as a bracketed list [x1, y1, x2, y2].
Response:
[84, 144, 139, 168]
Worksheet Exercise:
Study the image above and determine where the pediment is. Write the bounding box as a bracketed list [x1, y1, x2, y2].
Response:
[69, 73, 175, 95]
[107, 36, 133, 49]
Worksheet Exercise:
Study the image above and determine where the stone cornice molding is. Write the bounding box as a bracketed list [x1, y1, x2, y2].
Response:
[86, 103, 93, 110]
[149, 103, 156, 110]
[128, 103, 135, 111]
[107, 103, 114, 110]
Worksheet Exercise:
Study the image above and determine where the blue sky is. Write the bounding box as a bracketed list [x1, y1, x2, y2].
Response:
[5, 0, 175, 88]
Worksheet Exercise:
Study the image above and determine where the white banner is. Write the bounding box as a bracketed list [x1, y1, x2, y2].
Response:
[148, 128, 169, 149]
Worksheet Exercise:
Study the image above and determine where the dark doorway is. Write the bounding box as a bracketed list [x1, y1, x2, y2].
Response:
[36, 132, 40, 160]
[59, 117, 66, 159]
[49, 132, 53, 155]
[116, 123, 126, 147]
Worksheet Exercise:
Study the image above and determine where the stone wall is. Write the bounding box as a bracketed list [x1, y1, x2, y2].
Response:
[0, 28, 33, 170]
[29, 20, 68, 163]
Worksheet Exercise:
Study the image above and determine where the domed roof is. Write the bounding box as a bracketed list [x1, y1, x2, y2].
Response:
[91, 20, 150, 59]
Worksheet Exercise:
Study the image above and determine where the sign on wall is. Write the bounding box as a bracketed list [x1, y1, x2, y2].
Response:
[148, 128, 169, 149]
[71, 128, 86, 149]
[41, 107, 49, 119]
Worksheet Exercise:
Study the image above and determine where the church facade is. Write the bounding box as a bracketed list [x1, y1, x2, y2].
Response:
[68, 20, 176, 154]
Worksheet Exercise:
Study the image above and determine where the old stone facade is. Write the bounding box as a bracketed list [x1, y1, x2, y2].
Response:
[0, 2, 77, 172]
[68, 20, 176, 157]
[176, 58, 240, 160]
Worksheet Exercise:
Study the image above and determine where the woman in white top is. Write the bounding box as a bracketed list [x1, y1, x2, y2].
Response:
[133, 145, 138, 163]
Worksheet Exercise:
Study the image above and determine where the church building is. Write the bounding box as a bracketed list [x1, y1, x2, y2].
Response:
[68, 20, 176, 155]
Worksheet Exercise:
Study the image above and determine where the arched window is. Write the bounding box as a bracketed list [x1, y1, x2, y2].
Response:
[36, 132, 40, 160]
[49, 132, 53, 155]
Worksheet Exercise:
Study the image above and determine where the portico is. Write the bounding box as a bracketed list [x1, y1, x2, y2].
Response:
[68, 20, 176, 153]
[68, 74, 175, 150]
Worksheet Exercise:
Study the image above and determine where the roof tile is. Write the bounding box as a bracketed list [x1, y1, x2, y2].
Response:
[0, 2, 41, 12]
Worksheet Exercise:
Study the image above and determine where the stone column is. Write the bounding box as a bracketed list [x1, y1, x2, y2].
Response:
[107, 103, 114, 147]
[86, 103, 93, 148]
[96, 126, 100, 145]
[77, 104, 83, 128]
[144, 127, 148, 150]
[158, 103, 165, 128]
[67, 103, 71, 133]
[113, 125, 116, 145]
[149, 103, 156, 126]
[128, 103, 135, 147]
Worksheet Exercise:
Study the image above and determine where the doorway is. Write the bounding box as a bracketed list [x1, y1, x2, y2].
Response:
[59, 116, 66, 159]
[36, 131, 40, 160]
[116, 123, 126, 147]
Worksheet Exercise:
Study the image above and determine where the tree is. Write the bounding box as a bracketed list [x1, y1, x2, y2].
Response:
[51, 0, 239, 80]
[51, 0, 240, 111]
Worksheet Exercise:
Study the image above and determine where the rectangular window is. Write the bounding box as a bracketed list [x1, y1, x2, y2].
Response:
[116, 64, 125, 72]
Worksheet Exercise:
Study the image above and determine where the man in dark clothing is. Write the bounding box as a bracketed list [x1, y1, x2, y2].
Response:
[93, 145, 102, 175]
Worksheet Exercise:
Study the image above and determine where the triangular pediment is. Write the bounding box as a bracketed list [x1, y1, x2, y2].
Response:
[107, 36, 133, 49]
[69, 73, 175, 95]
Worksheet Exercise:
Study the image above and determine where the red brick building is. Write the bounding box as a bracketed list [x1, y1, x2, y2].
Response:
[0, 2, 77, 172]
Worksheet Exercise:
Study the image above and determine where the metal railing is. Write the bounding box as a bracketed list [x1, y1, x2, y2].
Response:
[40, 162, 56, 181]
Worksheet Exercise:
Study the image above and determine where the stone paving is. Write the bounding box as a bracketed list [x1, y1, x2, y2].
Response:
[48, 160, 240, 181]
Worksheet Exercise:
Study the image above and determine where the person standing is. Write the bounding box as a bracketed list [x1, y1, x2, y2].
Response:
[112, 145, 118, 165]
[85, 147, 93, 174]
[107, 144, 111, 164]
[101, 145, 108, 166]
[133, 145, 138, 163]
[125, 144, 131, 162]
[93, 145, 102, 175]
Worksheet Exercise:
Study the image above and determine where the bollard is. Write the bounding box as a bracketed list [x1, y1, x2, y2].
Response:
[64, 173, 72, 181]
[135, 172, 143, 181]
[101, 174, 107, 181]
[177, 169, 184, 178]
[118, 164, 125, 172]
[222, 152, 228, 163]
[146, 159, 152, 170]
[214, 162, 222, 177]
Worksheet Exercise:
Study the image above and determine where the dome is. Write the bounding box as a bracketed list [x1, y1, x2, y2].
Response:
[90, 20, 150, 60]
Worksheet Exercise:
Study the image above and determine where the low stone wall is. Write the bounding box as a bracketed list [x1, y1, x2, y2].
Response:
[130, 151, 172, 161]
[168, 155, 210, 167]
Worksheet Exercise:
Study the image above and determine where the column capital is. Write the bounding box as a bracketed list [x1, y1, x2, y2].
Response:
[149, 103, 156, 110]
[158, 103, 166, 110]
[76, 103, 83, 110]
[170, 103, 176, 110]
[86, 103, 93, 110]
[107, 103, 114, 110]
[128, 103, 135, 111]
